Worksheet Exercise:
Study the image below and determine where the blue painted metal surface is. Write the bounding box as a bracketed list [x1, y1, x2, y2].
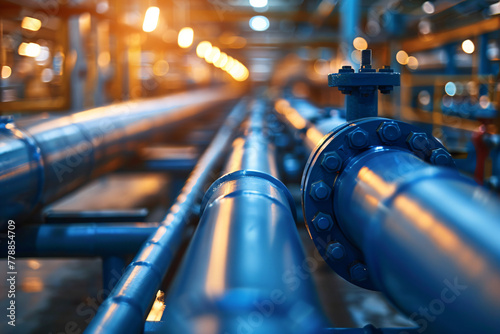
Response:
[301, 118, 454, 290]
[301, 115, 500, 333]
[334, 147, 500, 334]
[0, 86, 244, 229]
[84, 99, 248, 334]
[2, 223, 158, 257]
[329, 50, 400, 121]
[158, 100, 329, 334]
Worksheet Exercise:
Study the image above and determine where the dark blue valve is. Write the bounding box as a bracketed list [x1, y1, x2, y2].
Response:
[328, 49, 400, 121]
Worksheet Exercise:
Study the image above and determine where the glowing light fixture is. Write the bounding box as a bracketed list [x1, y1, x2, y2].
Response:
[143, 7, 160, 32]
[196, 41, 212, 58]
[178, 27, 194, 48]
[445, 82, 457, 96]
[249, 0, 268, 8]
[1, 66, 12, 79]
[223, 56, 235, 72]
[422, 1, 435, 14]
[462, 39, 475, 54]
[249, 16, 269, 31]
[214, 52, 228, 68]
[18, 42, 41, 57]
[396, 50, 409, 65]
[407, 56, 419, 70]
[22, 17, 42, 31]
[353, 37, 368, 51]
[205, 46, 221, 64]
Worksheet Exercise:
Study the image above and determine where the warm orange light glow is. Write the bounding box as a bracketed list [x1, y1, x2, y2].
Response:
[394, 196, 486, 278]
[18, 42, 41, 57]
[98, 51, 110, 67]
[313, 59, 329, 75]
[396, 50, 409, 65]
[275, 99, 290, 113]
[205, 209, 231, 295]
[407, 56, 419, 70]
[353, 37, 368, 50]
[142, 7, 160, 32]
[27, 260, 41, 270]
[214, 52, 228, 68]
[358, 166, 396, 198]
[22, 17, 42, 31]
[178, 27, 194, 48]
[153, 59, 169, 76]
[462, 39, 475, 54]
[1, 66, 12, 79]
[306, 127, 324, 146]
[21, 277, 43, 293]
[196, 41, 212, 58]
[223, 56, 235, 72]
[205, 46, 220, 64]
[146, 290, 165, 321]
[227, 61, 249, 81]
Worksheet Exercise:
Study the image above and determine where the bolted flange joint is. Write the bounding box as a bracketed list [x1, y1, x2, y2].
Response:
[348, 128, 369, 149]
[321, 152, 342, 172]
[312, 212, 334, 232]
[310, 180, 332, 201]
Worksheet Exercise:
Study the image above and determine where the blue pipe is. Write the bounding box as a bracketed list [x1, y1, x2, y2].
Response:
[0, 86, 244, 229]
[84, 99, 248, 334]
[4, 223, 158, 257]
[158, 101, 328, 333]
[335, 147, 500, 333]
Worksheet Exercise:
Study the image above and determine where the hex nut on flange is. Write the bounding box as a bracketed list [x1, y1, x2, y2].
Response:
[350, 263, 368, 282]
[348, 128, 369, 149]
[377, 122, 401, 142]
[310, 181, 332, 201]
[430, 148, 453, 166]
[321, 152, 342, 172]
[327, 242, 345, 260]
[407, 132, 430, 152]
[312, 212, 333, 232]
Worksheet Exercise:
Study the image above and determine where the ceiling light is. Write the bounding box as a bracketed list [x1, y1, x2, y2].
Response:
[249, 0, 268, 8]
[249, 16, 270, 31]
[143, 7, 160, 33]
[178, 27, 194, 48]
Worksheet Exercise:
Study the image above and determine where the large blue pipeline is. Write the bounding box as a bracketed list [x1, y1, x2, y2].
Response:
[84, 99, 249, 333]
[0, 85, 244, 229]
[335, 147, 500, 333]
[2, 62, 499, 333]
[284, 92, 500, 332]
[157, 100, 329, 334]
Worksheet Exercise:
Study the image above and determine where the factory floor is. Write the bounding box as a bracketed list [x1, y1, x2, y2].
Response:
[0, 172, 415, 333]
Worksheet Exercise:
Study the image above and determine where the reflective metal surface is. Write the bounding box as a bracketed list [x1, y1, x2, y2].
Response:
[0, 86, 244, 228]
[159, 100, 329, 334]
[84, 99, 248, 334]
[335, 147, 500, 333]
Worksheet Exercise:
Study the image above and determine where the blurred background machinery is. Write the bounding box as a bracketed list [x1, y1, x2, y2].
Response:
[1, 0, 500, 333]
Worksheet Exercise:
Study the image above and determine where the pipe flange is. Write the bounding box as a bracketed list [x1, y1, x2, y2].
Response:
[301, 117, 455, 290]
